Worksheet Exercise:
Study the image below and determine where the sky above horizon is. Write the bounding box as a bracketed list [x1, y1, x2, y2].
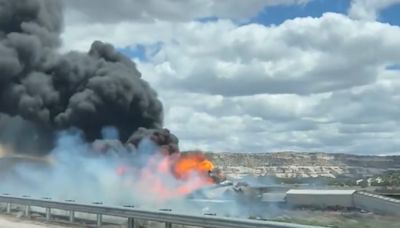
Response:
[61, 0, 400, 155]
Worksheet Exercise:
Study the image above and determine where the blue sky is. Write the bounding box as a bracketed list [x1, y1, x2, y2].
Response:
[121, 0, 400, 61]
[118, 45, 146, 61]
[63, 0, 400, 154]
[249, 0, 350, 25]
[380, 4, 400, 25]
[250, 0, 400, 26]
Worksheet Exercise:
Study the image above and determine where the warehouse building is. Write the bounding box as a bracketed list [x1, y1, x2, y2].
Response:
[285, 189, 400, 215]
[286, 189, 355, 208]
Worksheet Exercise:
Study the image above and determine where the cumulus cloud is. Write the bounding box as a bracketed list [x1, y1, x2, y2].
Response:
[60, 2, 400, 155]
[315, 71, 400, 125]
[62, 0, 310, 24]
[349, 0, 400, 20]
[160, 71, 400, 154]
[61, 14, 400, 97]
[160, 92, 322, 152]
[136, 14, 400, 154]
[137, 14, 400, 96]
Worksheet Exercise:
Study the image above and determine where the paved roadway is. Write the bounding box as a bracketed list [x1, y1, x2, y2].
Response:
[0, 215, 70, 228]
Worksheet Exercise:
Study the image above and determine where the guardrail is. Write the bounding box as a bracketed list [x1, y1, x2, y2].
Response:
[0, 194, 325, 228]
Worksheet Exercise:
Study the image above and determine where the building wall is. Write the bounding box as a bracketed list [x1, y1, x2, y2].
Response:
[286, 194, 354, 208]
[286, 190, 355, 208]
[285, 189, 400, 216]
[353, 191, 400, 215]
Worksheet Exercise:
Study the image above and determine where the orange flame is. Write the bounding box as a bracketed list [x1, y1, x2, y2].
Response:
[173, 152, 214, 181]
[115, 151, 215, 201]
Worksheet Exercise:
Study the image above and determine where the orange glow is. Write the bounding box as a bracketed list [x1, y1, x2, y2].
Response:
[173, 152, 214, 181]
[114, 151, 215, 202]
[136, 154, 214, 201]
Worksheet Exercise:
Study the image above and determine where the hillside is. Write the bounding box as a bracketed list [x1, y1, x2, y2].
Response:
[204, 152, 400, 179]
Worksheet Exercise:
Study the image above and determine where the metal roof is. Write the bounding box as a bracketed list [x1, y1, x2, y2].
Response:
[286, 189, 356, 195]
[262, 193, 287, 202]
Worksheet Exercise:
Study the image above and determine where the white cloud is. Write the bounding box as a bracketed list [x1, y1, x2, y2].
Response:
[349, 0, 400, 20]
[314, 69, 400, 124]
[139, 14, 400, 96]
[62, 14, 400, 96]
[62, 0, 310, 24]
[60, 20, 177, 52]
[61, 4, 400, 154]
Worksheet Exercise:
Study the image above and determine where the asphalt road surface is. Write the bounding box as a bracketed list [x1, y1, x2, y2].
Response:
[0, 215, 74, 228]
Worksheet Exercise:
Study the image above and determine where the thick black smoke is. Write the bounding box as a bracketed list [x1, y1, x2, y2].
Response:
[0, 0, 163, 155]
[127, 128, 179, 155]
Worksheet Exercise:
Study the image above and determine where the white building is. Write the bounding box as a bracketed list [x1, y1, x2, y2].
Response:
[286, 189, 356, 208]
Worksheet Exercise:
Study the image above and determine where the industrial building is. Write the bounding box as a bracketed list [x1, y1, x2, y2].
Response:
[286, 189, 356, 208]
[284, 189, 400, 215]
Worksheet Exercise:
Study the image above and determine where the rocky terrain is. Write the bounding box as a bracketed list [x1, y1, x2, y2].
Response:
[204, 152, 400, 179]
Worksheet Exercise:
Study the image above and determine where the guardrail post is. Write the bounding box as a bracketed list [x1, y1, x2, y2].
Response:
[165, 222, 172, 228]
[25, 205, 31, 218]
[69, 210, 75, 222]
[96, 214, 102, 227]
[46, 208, 51, 221]
[127, 218, 137, 228]
[6, 203, 11, 214]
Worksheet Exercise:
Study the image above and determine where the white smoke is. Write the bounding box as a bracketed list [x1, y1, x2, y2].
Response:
[0, 128, 278, 218]
[0, 128, 214, 212]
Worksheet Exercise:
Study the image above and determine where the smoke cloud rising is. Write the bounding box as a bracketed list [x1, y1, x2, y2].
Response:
[0, 130, 201, 207]
[0, 0, 265, 219]
[0, 0, 163, 155]
[0, 0, 218, 212]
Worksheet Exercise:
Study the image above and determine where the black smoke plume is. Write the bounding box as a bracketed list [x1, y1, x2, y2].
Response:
[0, 0, 164, 155]
[127, 128, 179, 155]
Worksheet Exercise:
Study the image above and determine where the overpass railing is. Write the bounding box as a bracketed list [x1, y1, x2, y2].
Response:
[0, 194, 324, 228]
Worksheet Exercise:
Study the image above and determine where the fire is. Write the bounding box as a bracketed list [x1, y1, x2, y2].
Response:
[136, 153, 214, 201]
[173, 152, 214, 181]
[115, 151, 215, 201]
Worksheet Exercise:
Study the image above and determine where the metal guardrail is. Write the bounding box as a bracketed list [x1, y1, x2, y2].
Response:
[0, 194, 325, 228]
